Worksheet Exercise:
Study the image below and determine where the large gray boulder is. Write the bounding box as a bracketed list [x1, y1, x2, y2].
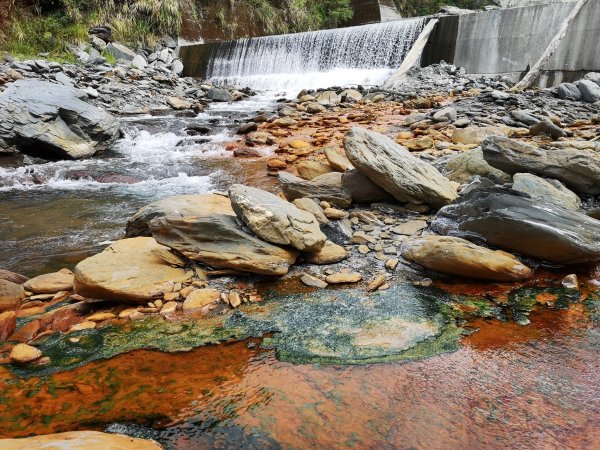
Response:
[125, 194, 228, 237]
[0, 80, 119, 159]
[482, 136, 600, 195]
[512, 173, 581, 211]
[344, 128, 458, 208]
[431, 187, 600, 265]
[105, 42, 137, 61]
[150, 215, 298, 277]
[442, 147, 511, 184]
[556, 83, 581, 101]
[228, 184, 326, 252]
[575, 79, 600, 103]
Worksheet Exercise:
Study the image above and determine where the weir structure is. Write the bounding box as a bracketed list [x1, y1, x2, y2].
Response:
[179, 0, 600, 89]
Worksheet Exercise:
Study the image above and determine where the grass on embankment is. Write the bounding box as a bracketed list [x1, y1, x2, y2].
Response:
[0, 0, 182, 61]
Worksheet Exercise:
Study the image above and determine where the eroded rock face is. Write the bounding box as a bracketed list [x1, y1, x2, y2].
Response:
[0, 431, 162, 450]
[150, 214, 298, 276]
[126, 194, 233, 237]
[402, 235, 532, 281]
[482, 136, 600, 195]
[279, 172, 352, 208]
[431, 188, 600, 265]
[229, 184, 326, 252]
[74, 237, 190, 303]
[0, 80, 120, 159]
[344, 128, 458, 208]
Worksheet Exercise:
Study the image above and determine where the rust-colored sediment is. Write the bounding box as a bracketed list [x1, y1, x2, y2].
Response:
[0, 303, 597, 449]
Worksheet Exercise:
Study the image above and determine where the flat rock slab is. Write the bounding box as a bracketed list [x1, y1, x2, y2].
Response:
[431, 187, 600, 265]
[126, 194, 233, 237]
[402, 235, 532, 281]
[344, 127, 458, 208]
[482, 136, 600, 195]
[23, 272, 73, 294]
[0, 431, 162, 449]
[229, 184, 326, 252]
[74, 237, 190, 303]
[0, 80, 119, 159]
[150, 213, 298, 276]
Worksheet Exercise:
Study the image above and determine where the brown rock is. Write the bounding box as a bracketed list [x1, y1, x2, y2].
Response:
[74, 237, 190, 303]
[325, 147, 354, 172]
[0, 269, 28, 284]
[10, 343, 42, 364]
[0, 279, 24, 312]
[23, 272, 73, 294]
[0, 311, 17, 341]
[296, 160, 334, 180]
[325, 272, 362, 284]
[401, 235, 532, 281]
[9, 319, 41, 342]
[304, 241, 348, 265]
[182, 289, 220, 312]
[87, 312, 116, 322]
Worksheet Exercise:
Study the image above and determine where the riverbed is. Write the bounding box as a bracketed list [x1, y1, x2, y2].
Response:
[1, 85, 599, 449]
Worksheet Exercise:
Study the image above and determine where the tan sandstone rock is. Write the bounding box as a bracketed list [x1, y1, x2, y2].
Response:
[74, 237, 190, 303]
[401, 235, 532, 281]
[0, 431, 162, 449]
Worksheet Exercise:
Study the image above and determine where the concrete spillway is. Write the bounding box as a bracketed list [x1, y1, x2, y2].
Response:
[180, 18, 425, 92]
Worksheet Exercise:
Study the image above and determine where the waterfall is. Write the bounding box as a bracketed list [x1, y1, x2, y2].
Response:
[205, 18, 426, 93]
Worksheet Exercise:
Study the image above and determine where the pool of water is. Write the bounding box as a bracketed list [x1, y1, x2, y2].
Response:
[0, 306, 597, 449]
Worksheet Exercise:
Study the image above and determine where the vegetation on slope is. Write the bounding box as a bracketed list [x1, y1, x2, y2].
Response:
[0, 0, 497, 60]
[394, 0, 496, 16]
[0, 0, 353, 59]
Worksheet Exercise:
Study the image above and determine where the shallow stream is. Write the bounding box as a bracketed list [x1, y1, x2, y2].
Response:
[0, 87, 599, 449]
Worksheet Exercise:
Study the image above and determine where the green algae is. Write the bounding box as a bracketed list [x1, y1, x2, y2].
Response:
[9, 284, 584, 377]
[507, 287, 582, 325]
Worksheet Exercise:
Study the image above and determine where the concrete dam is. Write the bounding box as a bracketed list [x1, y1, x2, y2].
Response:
[179, 0, 600, 89]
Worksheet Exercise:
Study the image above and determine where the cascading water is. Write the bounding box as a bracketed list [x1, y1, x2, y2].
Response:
[205, 18, 426, 93]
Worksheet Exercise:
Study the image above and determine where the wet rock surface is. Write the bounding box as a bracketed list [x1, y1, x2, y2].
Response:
[0, 80, 119, 159]
[432, 188, 600, 264]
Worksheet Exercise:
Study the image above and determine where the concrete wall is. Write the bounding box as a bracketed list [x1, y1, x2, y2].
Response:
[423, 0, 600, 86]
